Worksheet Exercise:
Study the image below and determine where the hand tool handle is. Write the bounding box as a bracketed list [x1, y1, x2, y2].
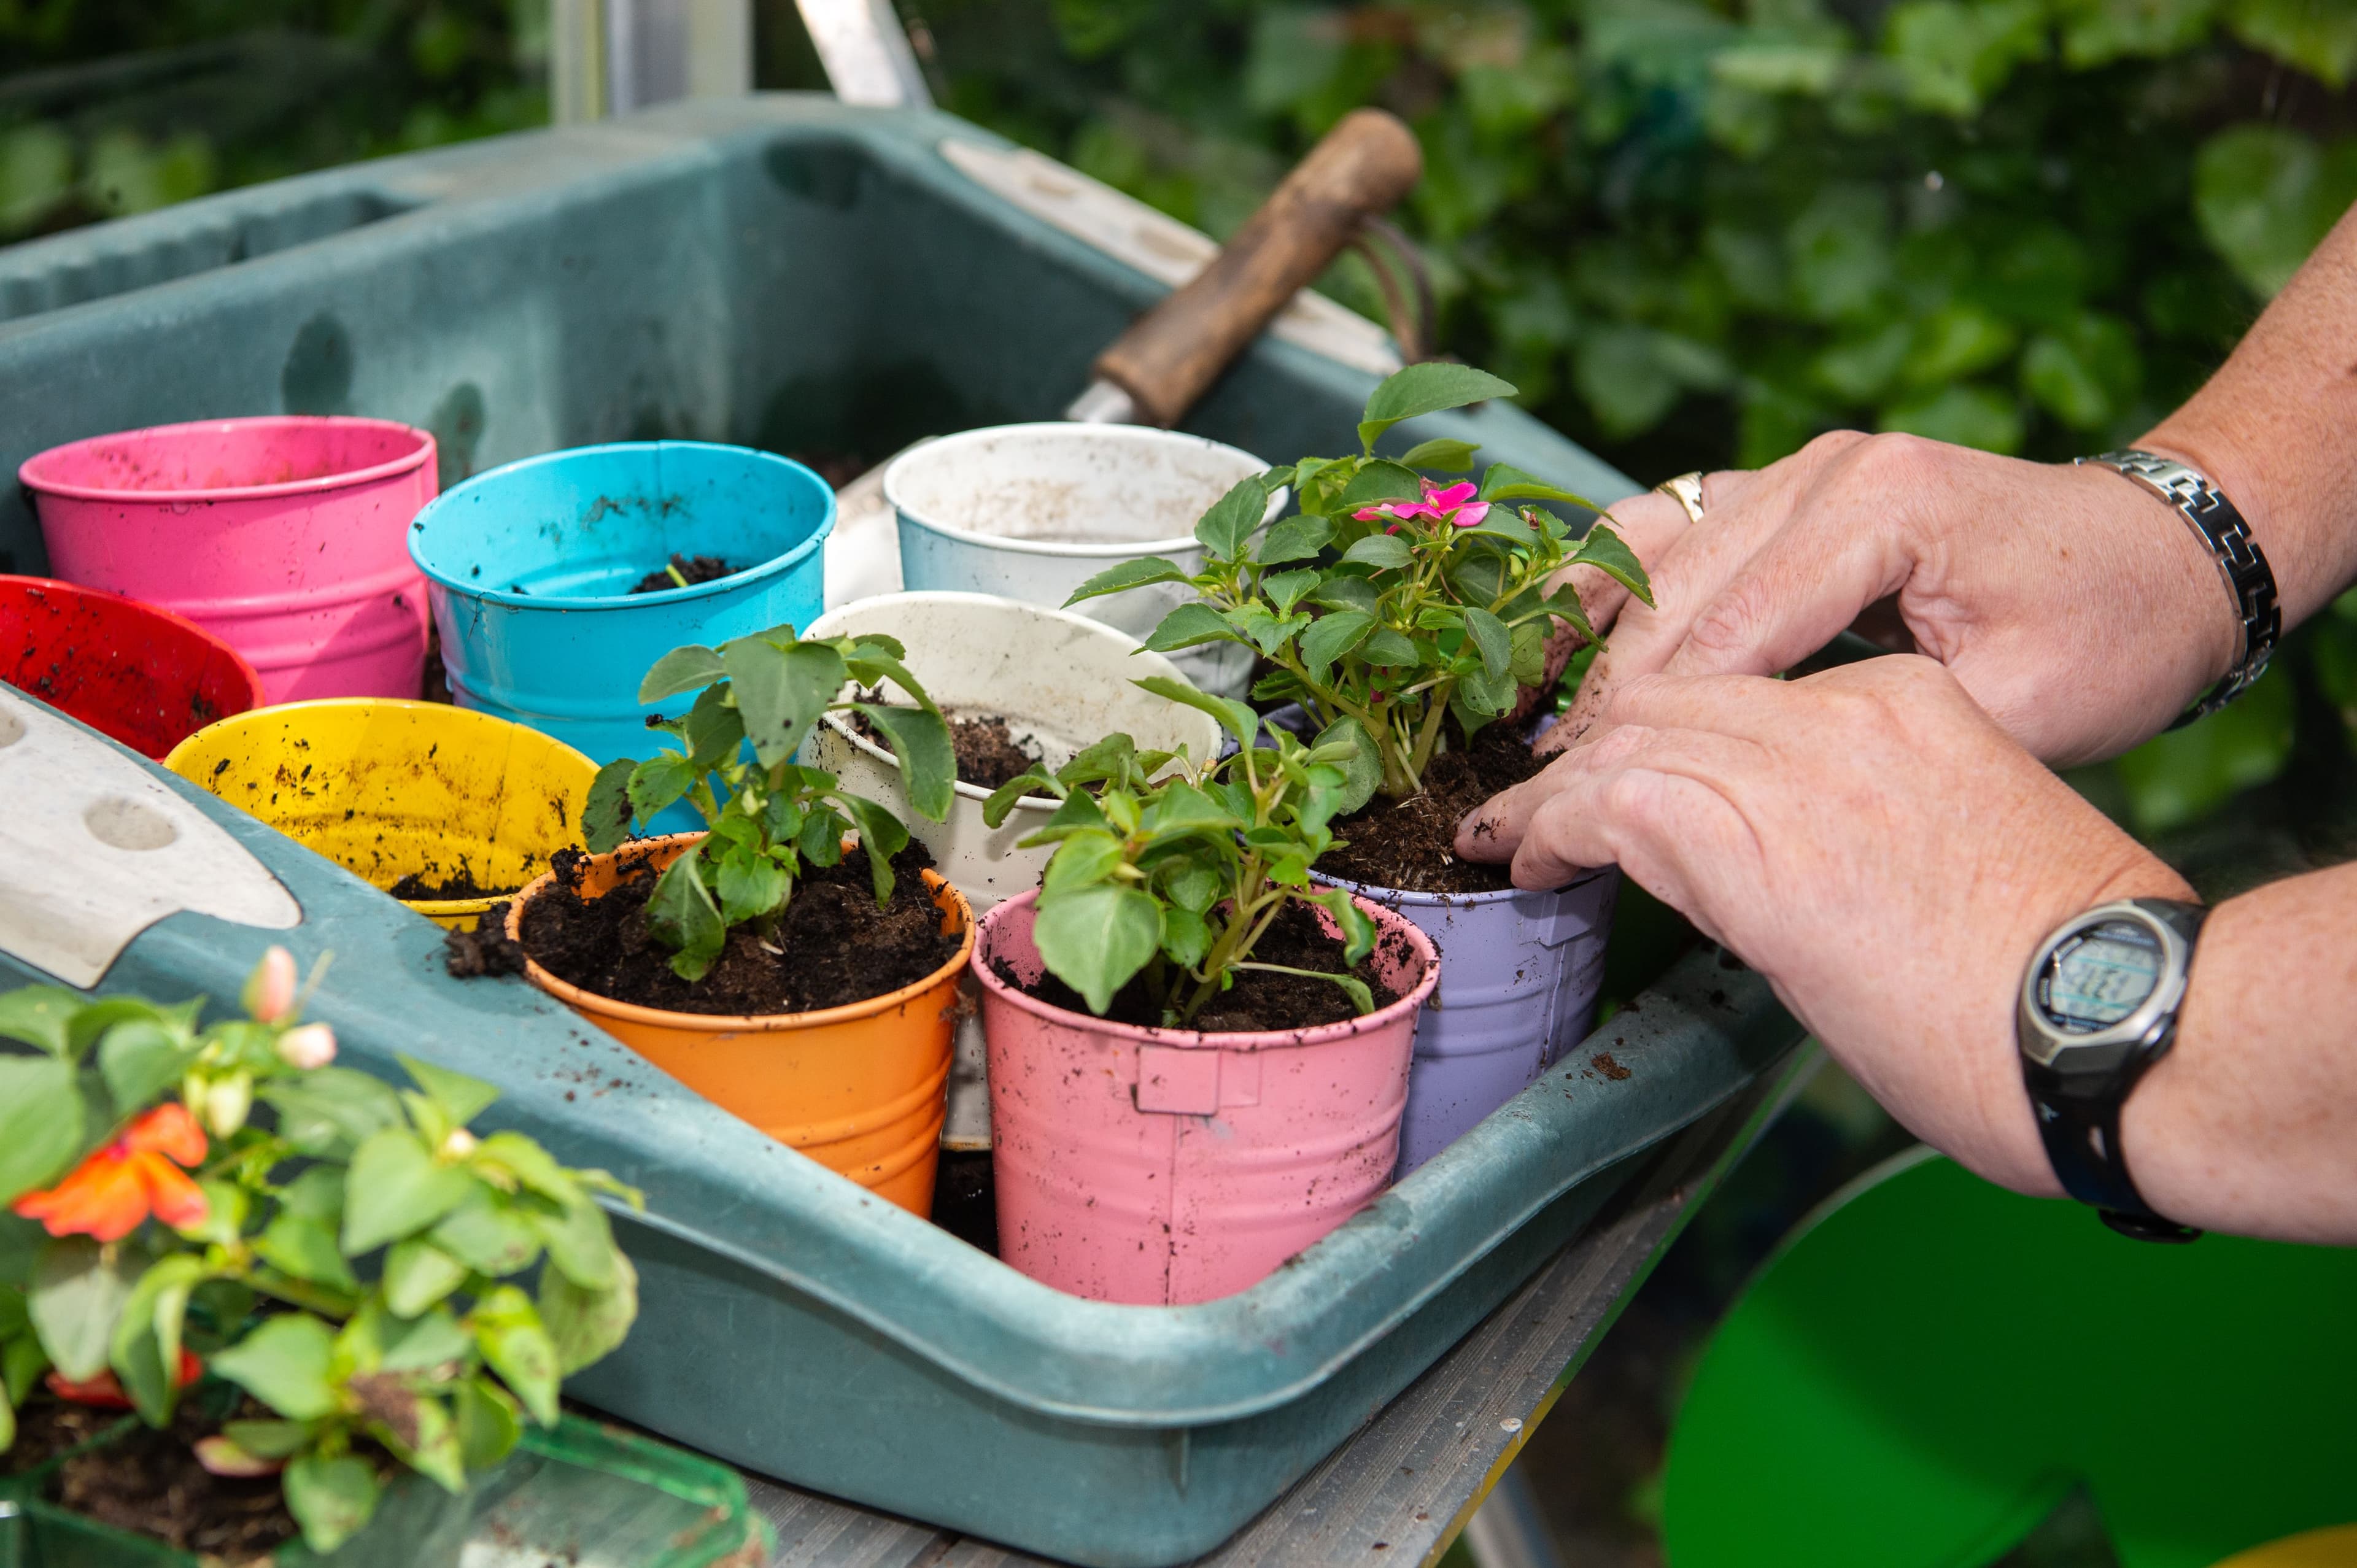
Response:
[1091, 109, 1422, 428]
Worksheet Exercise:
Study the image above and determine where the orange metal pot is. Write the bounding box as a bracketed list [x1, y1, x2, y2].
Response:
[506, 833, 969, 1215]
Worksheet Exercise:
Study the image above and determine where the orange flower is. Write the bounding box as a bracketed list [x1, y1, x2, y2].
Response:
[47, 1349, 204, 1408]
[11, 1104, 209, 1243]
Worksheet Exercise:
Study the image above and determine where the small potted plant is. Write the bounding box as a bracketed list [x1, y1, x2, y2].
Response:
[1066, 363, 1652, 1173]
[0, 949, 646, 1564]
[970, 684, 1438, 1306]
[500, 622, 974, 1216]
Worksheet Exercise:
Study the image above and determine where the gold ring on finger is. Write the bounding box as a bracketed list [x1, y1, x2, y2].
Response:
[1655, 471, 1706, 525]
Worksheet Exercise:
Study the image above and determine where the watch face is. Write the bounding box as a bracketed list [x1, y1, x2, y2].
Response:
[2037, 917, 2164, 1033]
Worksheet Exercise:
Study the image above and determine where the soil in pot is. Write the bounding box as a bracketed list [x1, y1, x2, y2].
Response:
[517, 840, 960, 1016]
[389, 861, 517, 901]
[630, 553, 738, 593]
[1317, 724, 1546, 895]
[3, 1400, 117, 1476]
[849, 700, 1046, 791]
[931, 1149, 999, 1256]
[52, 1394, 366, 1559]
[443, 904, 528, 976]
[994, 900, 1403, 1033]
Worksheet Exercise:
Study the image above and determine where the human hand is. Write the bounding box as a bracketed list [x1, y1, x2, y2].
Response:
[1458, 657, 2194, 1195]
[1535, 433, 2243, 768]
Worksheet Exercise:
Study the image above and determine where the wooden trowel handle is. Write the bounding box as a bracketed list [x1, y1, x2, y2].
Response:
[1092, 109, 1423, 428]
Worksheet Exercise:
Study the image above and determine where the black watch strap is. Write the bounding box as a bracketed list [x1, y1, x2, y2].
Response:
[2076, 450, 2278, 728]
[2021, 897, 2207, 1243]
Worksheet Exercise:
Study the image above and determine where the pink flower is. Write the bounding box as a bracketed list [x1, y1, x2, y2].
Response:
[276, 1023, 337, 1070]
[1352, 479, 1490, 533]
[242, 946, 296, 1023]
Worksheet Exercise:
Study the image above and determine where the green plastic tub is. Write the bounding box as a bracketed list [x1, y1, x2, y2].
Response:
[0, 99, 1800, 1566]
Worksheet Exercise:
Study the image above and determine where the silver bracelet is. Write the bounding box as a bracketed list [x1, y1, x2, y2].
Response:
[2076, 449, 2280, 728]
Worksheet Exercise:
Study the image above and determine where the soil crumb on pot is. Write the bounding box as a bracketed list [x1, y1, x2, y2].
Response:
[1318, 724, 1545, 895]
[630, 552, 737, 593]
[519, 841, 961, 1016]
[389, 862, 517, 901]
[444, 904, 528, 977]
[2, 1400, 115, 1475]
[56, 1397, 314, 1559]
[998, 900, 1401, 1032]
[849, 705, 1046, 790]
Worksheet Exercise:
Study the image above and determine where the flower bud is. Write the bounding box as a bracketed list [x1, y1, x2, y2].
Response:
[441, 1127, 479, 1160]
[195, 1435, 283, 1478]
[275, 1022, 337, 1070]
[203, 1071, 254, 1138]
[242, 946, 297, 1024]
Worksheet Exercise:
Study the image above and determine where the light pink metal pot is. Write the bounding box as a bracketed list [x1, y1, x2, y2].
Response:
[973, 889, 1439, 1305]
[20, 416, 436, 703]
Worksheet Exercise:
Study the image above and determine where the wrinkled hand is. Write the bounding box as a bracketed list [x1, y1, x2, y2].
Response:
[1536, 433, 2241, 767]
[1458, 657, 2194, 1194]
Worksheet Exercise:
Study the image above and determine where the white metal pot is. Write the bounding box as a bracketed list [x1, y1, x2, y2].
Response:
[883, 423, 1284, 698]
[804, 592, 1225, 1151]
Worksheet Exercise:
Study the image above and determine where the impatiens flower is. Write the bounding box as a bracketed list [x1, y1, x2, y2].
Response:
[11, 1103, 209, 1242]
[48, 1349, 203, 1408]
[1352, 479, 1490, 533]
[242, 945, 297, 1023]
[195, 1435, 285, 1477]
[275, 1022, 337, 1070]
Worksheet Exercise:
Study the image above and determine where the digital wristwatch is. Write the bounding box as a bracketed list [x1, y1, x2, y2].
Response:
[2017, 898, 2207, 1243]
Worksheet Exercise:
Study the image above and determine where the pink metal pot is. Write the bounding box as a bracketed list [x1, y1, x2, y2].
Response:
[973, 889, 1439, 1305]
[20, 416, 436, 703]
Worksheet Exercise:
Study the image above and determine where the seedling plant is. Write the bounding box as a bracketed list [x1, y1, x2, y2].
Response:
[0, 949, 641, 1553]
[1069, 363, 1652, 808]
[583, 624, 957, 982]
[983, 681, 1377, 1027]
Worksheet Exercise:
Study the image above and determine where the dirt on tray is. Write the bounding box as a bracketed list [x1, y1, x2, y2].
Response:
[848, 705, 1045, 790]
[389, 863, 516, 901]
[997, 899, 1403, 1033]
[53, 1394, 313, 1561]
[516, 840, 960, 1015]
[630, 553, 737, 594]
[3, 1400, 116, 1476]
[1317, 724, 1546, 895]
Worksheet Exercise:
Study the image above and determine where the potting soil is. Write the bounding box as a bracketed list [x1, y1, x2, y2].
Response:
[55, 1396, 311, 1558]
[389, 863, 516, 900]
[519, 841, 961, 1015]
[444, 906, 529, 976]
[997, 900, 1403, 1033]
[1318, 724, 1546, 895]
[1, 1400, 114, 1476]
[848, 703, 1047, 791]
[629, 553, 738, 593]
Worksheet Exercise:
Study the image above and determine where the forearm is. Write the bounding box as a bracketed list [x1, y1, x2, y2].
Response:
[2123, 860, 2357, 1242]
[2146, 201, 2357, 628]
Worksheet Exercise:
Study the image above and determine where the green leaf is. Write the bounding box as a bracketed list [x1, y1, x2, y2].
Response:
[854, 703, 956, 822]
[1883, 0, 2046, 118]
[400, 1054, 499, 1128]
[1476, 462, 1590, 506]
[1310, 576, 1380, 616]
[260, 1069, 403, 1161]
[1309, 887, 1379, 967]
[2112, 662, 2294, 834]
[29, 1237, 137, 1383]
[1358, 363, 1517, 449]
[1035, 884, 1164, 1015]
[582, 759, 638, 852]
[1313, 716, 1382, 816]
[1341, 535, 1414, 571]
[1042, 830, 1126, 895]
[1299, 611, 1374, 676]
[377, 1306, 473, 1374]
[1141, 779, 1243, 838]
[1161, 862, 1222, 914]
[255, 1212, 358, 1292]
[635, 644, 726, 704]
[1193, 476, 1272, 560]
[1877, 384, 2025, 456]
[429, 1192, 542, 1278]
[1065, 556, 1191, 604]
[625, 753, 697, 823]
[715, 846, 789, 925]
[343, 1129, 478, 1255]
[1142, 602, 1239, 654]
[539, 1249, 638, 1375]
[223, 1418, 316, 1461]
[1463, 607, 1512, 680]
[726, 639, 846, 768]
[212, 1311, 339, 1420]
[0, 1056, 82, 1207]
[1159, 906, 1212, 969]
[1256, 513, 1334, 565]
[798, 808, 848, 868]
[1569, 524, 1655, 606]
[454, 1375, 525, 1471]
[644, 844, 729, 981]
[981, 771, 1056, 827]
[384, 1239, 470, 1317]
[110, 1253, 204, 1426]
[1260, 569, 1322, 616]
[2228, 0, 2357, 88]
[0, 987, 82, 1057]
[1362, 627, 1420, 666]
[835, 794, 912, 908]
[2021, 313, 2143, 431]
[1398, 436, 1479, 471]
[471, 1285, 560, 1426]
[1335, 460, 1423, 514]
[1133, 675, 1258, 749]
[2194, 124, 2357, 298]
[683, 682, 747, 768]
[531, 1193, 621, 1291]
[286, 1451, 383, 1554]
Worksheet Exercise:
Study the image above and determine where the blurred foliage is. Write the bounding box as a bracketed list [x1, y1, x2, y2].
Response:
[0, 1, 548, 242]
[915, 0, 2357, 870]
